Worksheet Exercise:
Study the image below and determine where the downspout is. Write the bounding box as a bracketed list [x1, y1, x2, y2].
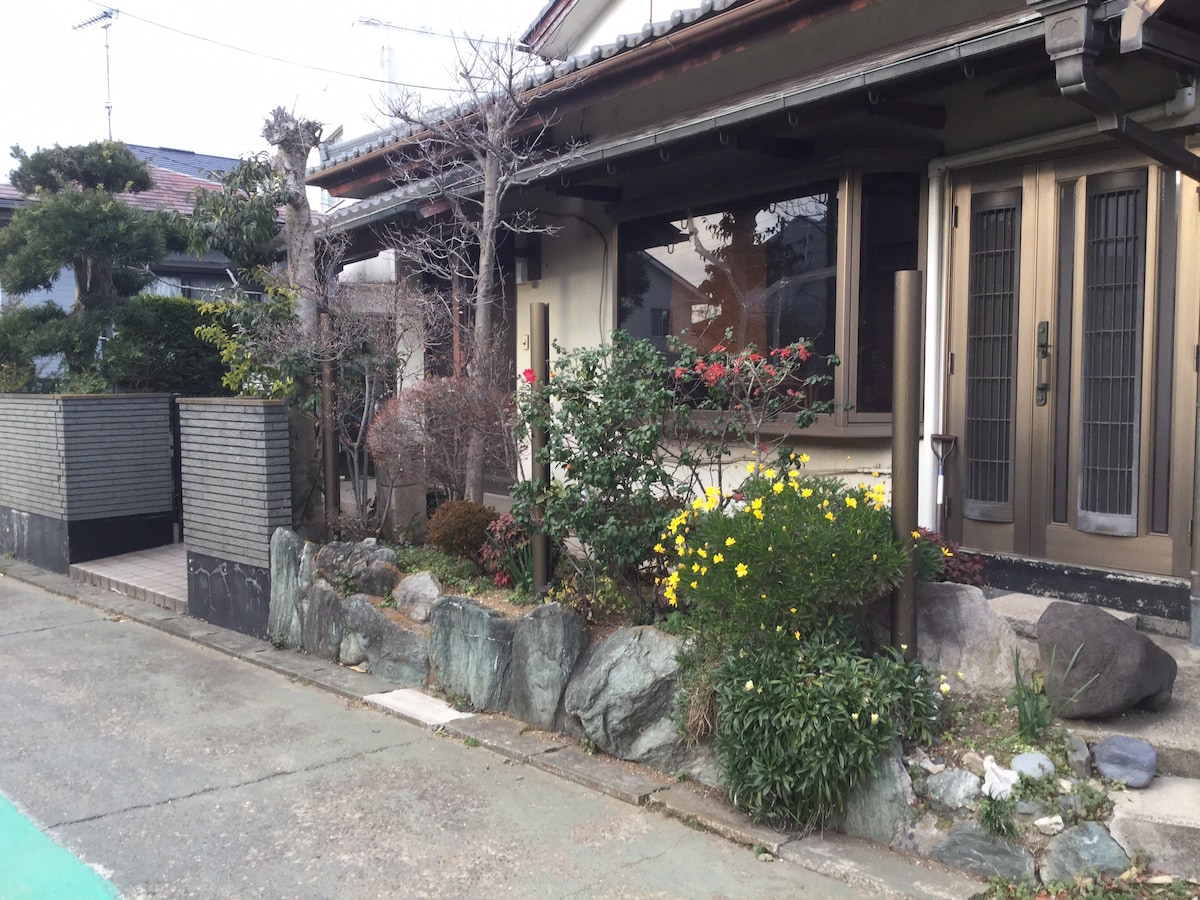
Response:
[1193, 371, 1200, 647]
[1031, 0, 1200, 180]
[917, 166, 949, 531]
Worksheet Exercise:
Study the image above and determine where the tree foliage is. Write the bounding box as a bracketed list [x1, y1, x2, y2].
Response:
[187, 154, 287, 275]
[0, 141, 178, 312]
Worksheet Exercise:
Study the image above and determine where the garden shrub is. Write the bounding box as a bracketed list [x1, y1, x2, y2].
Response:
[479, 513, 534, 597]
[511, 331, 681, 605]
[662, 461, 909, 642]
[917, 527, 985, 587]
[713, 627, 941, 829]
[426, 500, 497, 566]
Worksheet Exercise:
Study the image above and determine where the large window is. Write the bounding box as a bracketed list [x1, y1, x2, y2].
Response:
[618, 170, 920, 425]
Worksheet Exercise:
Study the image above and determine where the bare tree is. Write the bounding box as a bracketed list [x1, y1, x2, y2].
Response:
[383, 38, 571, 503]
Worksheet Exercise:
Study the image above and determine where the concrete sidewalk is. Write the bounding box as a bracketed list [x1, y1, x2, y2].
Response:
[0, 557, 982, 899]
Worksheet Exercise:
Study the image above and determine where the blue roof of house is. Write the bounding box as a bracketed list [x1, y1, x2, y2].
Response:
[126, 145, 241, 180]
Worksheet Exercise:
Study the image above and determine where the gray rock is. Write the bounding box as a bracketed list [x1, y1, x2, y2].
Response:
[1041, 822, 1129, 883]
[301, 584, 344, 660]
[915, 583, 1020, 696]
[961, 751, 986, 777]
[930, 822, 1036, 883]
[1035, 815, 1064, 836]
[339, 630, 367, 667]
[1066, 732, 1092, 778]
[1038, 602, 1177, 718]
[1015, 799, 1047, 817]
[926, 769, 981, 814]
[367, 547, 398, 567]
[267, 527, 305, 646]
[1092, 736, 1157, 788]
[839, 744, 916, 847]
[395, 572, 442, 624]
[1011, 752, 1056, 780]
[564, 626, 683, 769]
[355, 562, 401, 599]
[343, 595, 429, 686]
[507, 603, 588, 730]
[429, 596, 514, 711]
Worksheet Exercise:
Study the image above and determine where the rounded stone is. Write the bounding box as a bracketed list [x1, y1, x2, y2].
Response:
[1012, 752, 1056, 780]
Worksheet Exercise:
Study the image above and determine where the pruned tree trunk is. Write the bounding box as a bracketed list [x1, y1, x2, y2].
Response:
[263, 107, 322, 331]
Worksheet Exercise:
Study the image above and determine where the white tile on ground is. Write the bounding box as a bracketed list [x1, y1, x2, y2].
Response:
[364, 689, 474, 726]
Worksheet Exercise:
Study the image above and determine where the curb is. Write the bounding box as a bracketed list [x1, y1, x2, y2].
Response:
[1, 559, 985, 899]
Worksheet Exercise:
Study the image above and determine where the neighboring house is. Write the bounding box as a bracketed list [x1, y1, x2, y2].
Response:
[0, 145, 241, 309]
[308, 0, 1200, 617]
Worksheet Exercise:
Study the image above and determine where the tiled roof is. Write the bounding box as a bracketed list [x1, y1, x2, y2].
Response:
[0, 166, 221, 216]
[312, 0, 744, 174]
[126, 145, 241, 180]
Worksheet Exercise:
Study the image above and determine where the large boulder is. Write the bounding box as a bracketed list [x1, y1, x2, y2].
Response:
[343, 595, 429, 686]
[429, 596, 515, 711]
[313, 539, 400, 598]
[1041, 822, 1129, 883]
[930, 822, 1035, 883]
[1038, 602, 1177, 718]
[508, 603, 588, 730]
[563, 626, 683, 769]
[839, 744, 916, 847]
[268, 527, 306, 646]
[915, 583, 1019, 696]
[300, 584, 345, 660]
[395, 572, 441, 624]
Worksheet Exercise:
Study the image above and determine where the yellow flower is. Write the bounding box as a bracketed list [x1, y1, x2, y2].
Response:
[940, 682, 951, 695]
[870, 712, 880, 725]
[822, 499, 830, 508]
[845, 497, 858, 509]
[675, 534, 686, 546]
[775, 625, 783, 633]
[725, 536, 736, 546]
[799, 453, 810, 463]
[692, 497, 705, 510]
[697, 548, 708, 559]
[788, 469, 800, 480]
[692, 563, 701, 573]
[712, 553, 724, 564]
[942, 547, 954, 557]
[699, 566, 708, 575]
[763, 467, 777, 480]
[824, 512, 835, 522]
[872, 470, 880, 478]
[745, 680, 755, 691]
[801, 488, 814, 499]
[772, 482, 785, 494]
[753, 510, 764, 521]
[790, 607, 797, 614]
[746, 461, 758, 474]
[690, 581, 699, 589]
[872, 554, 878, 561]
[911, 530, 921, 539]
[653, 544, 665, 554]
[851, 712, 859, 721]
[751, 497, 763, 511]
[794, 631, 801, 640]
[735, 562, 749, 578]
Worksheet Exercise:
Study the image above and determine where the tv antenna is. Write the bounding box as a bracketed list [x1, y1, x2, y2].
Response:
[74, 9, 119, 140]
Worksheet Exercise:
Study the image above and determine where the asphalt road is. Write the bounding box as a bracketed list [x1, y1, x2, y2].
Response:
[0, 574, 867, 899]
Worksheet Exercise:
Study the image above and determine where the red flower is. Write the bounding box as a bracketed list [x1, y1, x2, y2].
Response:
[711, 344, 727, 354]
[673, 367, 686, 379]
[521, 369, 537, 384]
[798, 346, 811, 362]
[777, 346, 792, 359]
[749, 353, 763, 362]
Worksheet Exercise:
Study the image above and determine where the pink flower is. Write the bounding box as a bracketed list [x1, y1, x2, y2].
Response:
[521, 369, 537, 384]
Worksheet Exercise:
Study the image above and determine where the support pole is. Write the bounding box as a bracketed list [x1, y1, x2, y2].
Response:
[320, 310, 339, 540]
[530, 303, 551, 594]
[1191, 348, 1200, 648]
[892, 270, 923, 659]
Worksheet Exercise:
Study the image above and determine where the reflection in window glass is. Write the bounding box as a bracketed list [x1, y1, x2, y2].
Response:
[618, 184, 839, 384]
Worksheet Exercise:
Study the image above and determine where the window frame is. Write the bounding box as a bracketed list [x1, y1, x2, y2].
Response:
[612, 157, 927, 438]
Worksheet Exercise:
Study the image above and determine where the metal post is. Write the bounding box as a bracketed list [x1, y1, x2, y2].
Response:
[320, 310, 339, 540]
[530, 303, 551, 594]
[1191, 351, 1200, 649]
[892, 270, 923, 659]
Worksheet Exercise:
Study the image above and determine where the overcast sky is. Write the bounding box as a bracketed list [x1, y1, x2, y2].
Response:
[2, 1, 547, 177]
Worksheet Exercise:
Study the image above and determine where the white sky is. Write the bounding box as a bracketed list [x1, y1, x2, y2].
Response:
[1, 1, 547, 177]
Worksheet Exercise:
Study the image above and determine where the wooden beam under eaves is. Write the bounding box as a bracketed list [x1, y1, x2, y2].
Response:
[734, 133, 814, 159]
[866, 98, 947, 130]
[554, 184, 623, 203]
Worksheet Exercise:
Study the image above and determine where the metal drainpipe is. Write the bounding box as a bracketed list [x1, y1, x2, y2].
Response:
[1192, 374, 1200, 648]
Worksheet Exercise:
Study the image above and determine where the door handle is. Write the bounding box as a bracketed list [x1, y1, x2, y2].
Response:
[1036, 320, 1050, 407]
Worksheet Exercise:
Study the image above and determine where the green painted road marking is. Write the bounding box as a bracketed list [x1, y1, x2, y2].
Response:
[0, 793, 121, 899]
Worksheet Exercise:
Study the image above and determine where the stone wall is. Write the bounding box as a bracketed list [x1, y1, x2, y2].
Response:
[179, 399, 291, 638]
[0, 394, 174, 571]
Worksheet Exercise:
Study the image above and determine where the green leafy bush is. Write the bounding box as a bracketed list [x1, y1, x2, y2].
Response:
[392, 544, 484, 593]
[426, 500, 498, 566]
[662, 463, 908, 642]
[511, 331, 680, 602]
[713, 628, 940, 829]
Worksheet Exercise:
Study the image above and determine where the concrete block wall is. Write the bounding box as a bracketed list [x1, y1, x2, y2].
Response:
[177, 398, 292, 570]
[178, 398, 292, 640]
[0, 394, 174, 571]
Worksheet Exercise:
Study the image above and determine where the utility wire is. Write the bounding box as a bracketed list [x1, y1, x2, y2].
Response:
[82, 1, 469, 92]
